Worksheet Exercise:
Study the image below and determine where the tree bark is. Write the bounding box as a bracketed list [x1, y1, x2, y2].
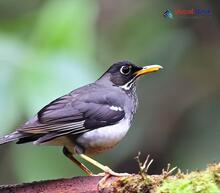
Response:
[1, 163, 220, 193]
[0, 176, 102, 193]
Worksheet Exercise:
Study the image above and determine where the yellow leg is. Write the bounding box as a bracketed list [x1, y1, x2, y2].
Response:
[79, 154, 131, 176]
[79, 154, 108, 172]
[79, 154, 132, 189]
[63, 147, 93, 176]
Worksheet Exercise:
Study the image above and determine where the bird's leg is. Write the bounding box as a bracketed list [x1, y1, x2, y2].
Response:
[63, 147, 93, 176]
[79, 154, 131, 177]
[79, 154, 131, 188]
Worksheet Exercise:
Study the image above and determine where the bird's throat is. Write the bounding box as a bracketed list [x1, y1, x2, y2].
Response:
[119, 77, 137, 91]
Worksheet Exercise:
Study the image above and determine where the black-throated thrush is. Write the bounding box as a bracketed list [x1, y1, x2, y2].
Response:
[0, 61, 162, 176]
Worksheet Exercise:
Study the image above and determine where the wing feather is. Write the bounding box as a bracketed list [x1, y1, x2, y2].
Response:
[17, 85, 126, 143]
[20, 121, 85, 133]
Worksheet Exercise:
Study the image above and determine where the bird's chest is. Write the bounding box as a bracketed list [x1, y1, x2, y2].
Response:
[76, 119, 130, 154]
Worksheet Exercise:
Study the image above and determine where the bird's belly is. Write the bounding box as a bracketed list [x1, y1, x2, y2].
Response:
[76, 119, 130, 154]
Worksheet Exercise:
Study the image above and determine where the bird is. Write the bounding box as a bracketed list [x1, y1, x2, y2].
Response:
[0, 61, 162, 176]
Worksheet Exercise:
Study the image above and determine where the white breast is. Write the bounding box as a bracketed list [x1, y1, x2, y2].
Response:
[76, 119, 130, 154]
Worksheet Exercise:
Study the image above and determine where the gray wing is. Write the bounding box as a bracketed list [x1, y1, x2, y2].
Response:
[17, 86, 125, 143]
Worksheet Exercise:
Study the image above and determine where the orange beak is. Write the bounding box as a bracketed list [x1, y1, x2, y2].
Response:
[135, 65, 163, 76]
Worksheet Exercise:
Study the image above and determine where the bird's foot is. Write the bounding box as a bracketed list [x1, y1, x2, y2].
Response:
[96, 166, 131, 190]
[105, 166, 131, 176]
[94, 166, 131, 177]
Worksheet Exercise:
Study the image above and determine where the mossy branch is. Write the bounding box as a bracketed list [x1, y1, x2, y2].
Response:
[1, 159, 220, 193]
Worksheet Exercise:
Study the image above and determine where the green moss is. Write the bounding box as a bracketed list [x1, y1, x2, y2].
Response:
[100, 163, 220, 193]
[209, 163, 220, 187]
[157, 168, 220, 193]
[111, 175, 151, 193]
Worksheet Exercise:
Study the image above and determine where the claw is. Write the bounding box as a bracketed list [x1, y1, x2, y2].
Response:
[97, 166, 132, 190]
[103, 166, 131, 176]
[93, 172, 105, 176]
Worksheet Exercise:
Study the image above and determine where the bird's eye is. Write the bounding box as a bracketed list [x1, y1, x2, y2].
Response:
[120, 66, 131, 75]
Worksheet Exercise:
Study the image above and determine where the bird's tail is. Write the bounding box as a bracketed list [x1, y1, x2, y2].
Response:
[0, 131, 23, 145]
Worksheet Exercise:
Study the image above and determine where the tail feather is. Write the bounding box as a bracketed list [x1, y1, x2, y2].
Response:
[0, 131, 23, 145]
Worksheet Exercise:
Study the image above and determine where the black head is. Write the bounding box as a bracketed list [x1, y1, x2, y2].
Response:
[106, 61, 142, 86]
[98, 61, 162, 90]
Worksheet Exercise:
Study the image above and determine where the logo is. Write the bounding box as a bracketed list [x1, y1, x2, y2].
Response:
[163, 8, 211, 19]
[163, 9, 173, 19]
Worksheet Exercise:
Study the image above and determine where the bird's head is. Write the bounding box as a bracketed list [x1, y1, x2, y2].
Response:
[97, 61, 163, 90]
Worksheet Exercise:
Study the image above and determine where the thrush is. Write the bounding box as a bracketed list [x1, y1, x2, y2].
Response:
[0, 61, 162, 176]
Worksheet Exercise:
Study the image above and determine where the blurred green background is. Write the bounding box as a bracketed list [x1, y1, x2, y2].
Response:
[0, 0, 220, 185]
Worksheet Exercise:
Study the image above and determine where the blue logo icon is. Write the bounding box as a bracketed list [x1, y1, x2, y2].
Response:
[163, 9, 173, 19]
